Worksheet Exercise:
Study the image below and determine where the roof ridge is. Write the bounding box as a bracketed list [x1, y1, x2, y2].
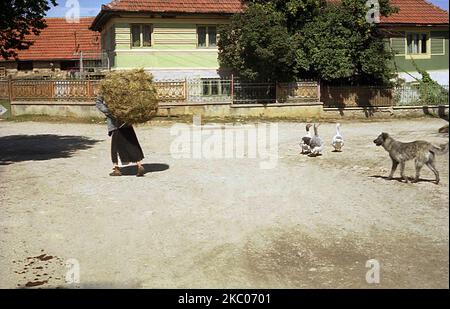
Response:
[423, 0, 449, 13]
[44, 17, 95, 20]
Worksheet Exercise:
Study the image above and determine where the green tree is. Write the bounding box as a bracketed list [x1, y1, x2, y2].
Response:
[251, 0, 323, 31]
[219, 0, 398, 84]
[218, 3, 299, 82]
[0, 0, 57, 59]
[299, 0, 396, 84]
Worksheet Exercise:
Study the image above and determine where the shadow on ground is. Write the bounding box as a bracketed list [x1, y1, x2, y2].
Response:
[0, 134, 100, 165]
[369, 175, 437, 184]
[120, 163, 170, 176]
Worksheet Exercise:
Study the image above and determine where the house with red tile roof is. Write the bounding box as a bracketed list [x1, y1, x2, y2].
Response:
[2, 0, 446, 84]
[90, 0, 448, 84]
[378, 0, 449, 84]
[89, 0, 242, 80]
[0, 18, 102, 78]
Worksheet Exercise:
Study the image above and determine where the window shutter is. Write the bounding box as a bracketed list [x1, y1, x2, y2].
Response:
[431, 32, 445, 55]
[390, 37, 405, 55]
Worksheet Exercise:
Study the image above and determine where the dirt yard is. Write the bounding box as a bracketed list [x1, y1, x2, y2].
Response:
[0, 117, 448, 288]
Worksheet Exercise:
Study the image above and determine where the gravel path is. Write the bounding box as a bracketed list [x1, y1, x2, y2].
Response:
[0, 118, 448, 288]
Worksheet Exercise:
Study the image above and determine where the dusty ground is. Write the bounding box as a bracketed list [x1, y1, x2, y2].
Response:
[0, 117, 448, 289]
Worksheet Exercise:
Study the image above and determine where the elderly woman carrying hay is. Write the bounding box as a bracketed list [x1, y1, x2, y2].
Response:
[95, 69, 159, 177]
[96, 95, 145, 177]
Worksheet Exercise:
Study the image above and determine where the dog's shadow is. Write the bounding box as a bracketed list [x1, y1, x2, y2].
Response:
[120, 163, 170, 176]
[369, 175, 437, 184]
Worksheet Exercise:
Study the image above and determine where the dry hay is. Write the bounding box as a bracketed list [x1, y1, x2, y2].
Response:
[100, 69, 159, 124]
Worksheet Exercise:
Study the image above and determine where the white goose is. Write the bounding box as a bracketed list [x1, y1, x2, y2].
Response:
[309, 124, 324, 156]
[300, 123, 313, 154]
[332, 123, 344, 152]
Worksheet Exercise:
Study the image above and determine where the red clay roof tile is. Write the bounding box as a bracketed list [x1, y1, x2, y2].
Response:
[381, 0, 448, 24]
[3, 17, 101, 62]
[102, 0, 243, 14]
[328, 0, 448, 24]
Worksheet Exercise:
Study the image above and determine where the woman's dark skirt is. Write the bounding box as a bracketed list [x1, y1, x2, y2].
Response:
[110, 126, 144, 164]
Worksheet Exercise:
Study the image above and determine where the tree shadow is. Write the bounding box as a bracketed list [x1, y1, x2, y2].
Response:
[0, 134, 101, 165]
[422, 105, 449, 121]
[120, 163, 170, 176]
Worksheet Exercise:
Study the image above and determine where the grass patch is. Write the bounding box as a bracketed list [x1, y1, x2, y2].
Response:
[7, 114, 105, 124]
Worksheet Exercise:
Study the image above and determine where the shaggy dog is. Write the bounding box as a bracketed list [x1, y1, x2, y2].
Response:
[374, 132, 449, 184]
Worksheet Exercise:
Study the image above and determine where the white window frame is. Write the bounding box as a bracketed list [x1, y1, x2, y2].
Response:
[201, 78, 230, 97]
[405, 31, 431, 59]
[197, 25, 218, 49]
[130, 24, 153, 49]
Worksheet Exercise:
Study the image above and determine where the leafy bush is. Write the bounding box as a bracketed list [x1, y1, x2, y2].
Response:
[414, 64, 449, 105]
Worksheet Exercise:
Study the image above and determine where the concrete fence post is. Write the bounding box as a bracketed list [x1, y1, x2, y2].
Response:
[317, 80, 321, 103]
[231, 74, 234, 105]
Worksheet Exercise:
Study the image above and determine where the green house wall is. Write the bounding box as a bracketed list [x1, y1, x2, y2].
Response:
[388, 28, 449, 73]
[101, 16, 229, 71]
[100, 17, 449, 79]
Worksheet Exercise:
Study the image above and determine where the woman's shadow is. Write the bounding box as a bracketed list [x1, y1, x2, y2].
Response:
[120, 163, 169, 176]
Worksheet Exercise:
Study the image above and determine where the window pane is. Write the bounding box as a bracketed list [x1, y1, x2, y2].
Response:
[221, 82, 231, 96]
[198, 27, 206, 47]
[407, 34, 413, 54]
[143, 25, 151, 47]
[208, 26, 217, 47]
[211, 80, 219, 95]
[421, 34, 427, 54]
[202, 80, 210, 95]
[413, 34, 419, 53]
[132, 25, 141, 47]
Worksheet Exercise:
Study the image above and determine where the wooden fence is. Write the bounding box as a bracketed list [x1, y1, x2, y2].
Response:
[321, 85, 449, 107]
[321, 85, 394, 108]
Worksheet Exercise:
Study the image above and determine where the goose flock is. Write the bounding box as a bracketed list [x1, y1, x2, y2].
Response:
[300, 123, 344, 156]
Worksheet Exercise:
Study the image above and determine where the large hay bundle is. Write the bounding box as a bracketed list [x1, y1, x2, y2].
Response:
[100, 69, 159, 124]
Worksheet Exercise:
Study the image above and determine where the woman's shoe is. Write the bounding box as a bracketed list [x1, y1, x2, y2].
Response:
[137, 166, 145, 177]
[109, 167, 122, 177]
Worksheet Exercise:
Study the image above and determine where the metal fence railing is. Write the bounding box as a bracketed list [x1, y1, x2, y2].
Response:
[394, 84, 449, 106]
[233, 82, 276, 104]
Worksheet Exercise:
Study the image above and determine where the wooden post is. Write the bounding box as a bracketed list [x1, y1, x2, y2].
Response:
[8, 75, 13, 102]
[87, 80, 91, 98]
